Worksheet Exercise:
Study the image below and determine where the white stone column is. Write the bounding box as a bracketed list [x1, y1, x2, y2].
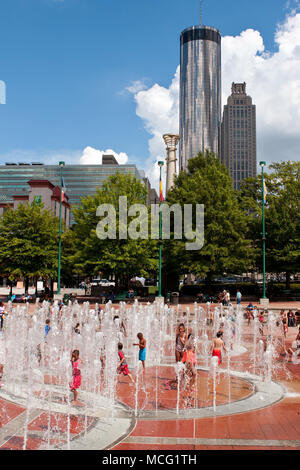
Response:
[163, 134, 180, 194]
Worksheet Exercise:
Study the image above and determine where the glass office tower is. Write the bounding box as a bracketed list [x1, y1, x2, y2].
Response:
[179, 25, 221, 170]
[0, 162, 147, 224]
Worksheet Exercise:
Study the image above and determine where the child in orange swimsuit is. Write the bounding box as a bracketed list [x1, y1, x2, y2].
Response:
[181, 344, 196, 367]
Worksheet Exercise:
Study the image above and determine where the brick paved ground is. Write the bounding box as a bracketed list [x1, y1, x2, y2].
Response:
[0, 300, 299, 451]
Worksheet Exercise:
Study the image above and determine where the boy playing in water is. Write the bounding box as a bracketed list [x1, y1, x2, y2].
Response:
[133, 332, 146, 373]
[117, 343, 135, 385]
[44, 319, 51, 343]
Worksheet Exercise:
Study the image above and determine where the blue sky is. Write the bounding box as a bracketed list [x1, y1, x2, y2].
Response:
[0, 0, 299, 179]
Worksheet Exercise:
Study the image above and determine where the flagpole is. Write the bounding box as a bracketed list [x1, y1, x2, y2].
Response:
[57, 161, 65, 296]
[158, 161, 164, 298]
[260, 161, 267, 300]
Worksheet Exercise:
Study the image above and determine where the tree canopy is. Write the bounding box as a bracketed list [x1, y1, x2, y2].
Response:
[165, 151, 255, 284]
[72, 173, 158, 286]
[0, 201, 60, 289]
[239, 161, 300, 287]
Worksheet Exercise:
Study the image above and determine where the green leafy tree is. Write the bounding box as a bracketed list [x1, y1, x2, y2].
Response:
[240, 161, 300, 288]
[72, 173, 158, 288]
[0, 201, 60, 292]
[165, 151, 254, 286]
[60, 228, 82, 287]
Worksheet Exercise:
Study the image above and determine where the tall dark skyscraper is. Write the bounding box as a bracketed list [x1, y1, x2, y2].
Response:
[221, 83, 257, 190]
[179, 25, 222, 171]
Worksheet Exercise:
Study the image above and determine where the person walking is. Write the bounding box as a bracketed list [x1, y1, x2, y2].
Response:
[288, 310, 295, 327]
[223, 290, 230, 306]
[0, 302, 5, 330]
[236, 290, 242, 305]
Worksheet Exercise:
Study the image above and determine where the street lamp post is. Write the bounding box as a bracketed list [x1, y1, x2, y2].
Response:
[158, 161, 164, 298]
[260, 161, 267, 301]
[57, 161, 65, 295]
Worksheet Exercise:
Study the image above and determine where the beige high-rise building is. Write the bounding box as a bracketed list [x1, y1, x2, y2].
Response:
[221, 83, 257, 190]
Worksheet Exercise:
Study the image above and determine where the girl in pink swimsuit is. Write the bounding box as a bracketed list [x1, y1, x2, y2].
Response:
[70, 350, 82, 403]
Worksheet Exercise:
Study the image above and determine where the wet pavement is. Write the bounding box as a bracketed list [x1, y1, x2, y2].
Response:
[0, 303, 300, 451]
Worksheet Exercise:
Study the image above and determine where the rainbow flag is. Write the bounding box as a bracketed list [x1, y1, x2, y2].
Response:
[159, 180, 163, 203]
[61, 177, 66, 202]
[263, 181, 268, 205]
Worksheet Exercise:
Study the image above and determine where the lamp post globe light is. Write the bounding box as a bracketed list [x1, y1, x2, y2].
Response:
[57, 161, 65, 296]
[259, 161, 269, 306]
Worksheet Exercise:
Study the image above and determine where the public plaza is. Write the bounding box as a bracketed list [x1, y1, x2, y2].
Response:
[0, 291, 299, 451]
[1, 0, 300, 456]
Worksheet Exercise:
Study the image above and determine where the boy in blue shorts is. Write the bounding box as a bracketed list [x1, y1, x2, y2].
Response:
[133, 332, 146, 374]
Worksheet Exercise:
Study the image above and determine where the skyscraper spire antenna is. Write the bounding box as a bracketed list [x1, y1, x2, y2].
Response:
[200, 0, 203, 25]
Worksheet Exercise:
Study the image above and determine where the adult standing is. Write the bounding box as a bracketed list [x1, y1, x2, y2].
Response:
[295, 309, 300, 327]
[288, 310, 295, 327]
[221, 290, 227, 306]
[282, 315, 288, 339]
[280, 309, 286, 322]
[0, 302, 5, 330]
[236, 290, 242, 305]
[224, 290, 230, 306]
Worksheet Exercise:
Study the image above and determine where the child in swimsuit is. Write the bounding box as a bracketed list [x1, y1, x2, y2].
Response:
[70, 350, 82, 404]
[117, 343, 135, 384]
[175, 324, 187, 362]
[133, 332, 146, 373]
[44, 319, 51, 343]
[182, 344, 196, 407]
[181, 344, 196, 367]
[211, 332, 227, 365]
[165, 343, 195, 392]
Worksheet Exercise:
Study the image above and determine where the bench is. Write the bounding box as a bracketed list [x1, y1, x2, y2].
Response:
[114, 291, 137, 303]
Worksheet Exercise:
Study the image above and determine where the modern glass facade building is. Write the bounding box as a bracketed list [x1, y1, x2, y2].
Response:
[0, 161, 152, 224]
[179, 25, 222, 170]
[221, 83, 257, 190]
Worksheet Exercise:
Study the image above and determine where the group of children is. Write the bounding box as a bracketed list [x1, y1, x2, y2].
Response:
[68, 331, 147, 404]
[117, 332, 146, 385]
[165, 320, 228, 406]
[53, 306, 300, 406]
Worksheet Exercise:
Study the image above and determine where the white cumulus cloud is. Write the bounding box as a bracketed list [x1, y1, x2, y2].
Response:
[125, 80, 148, 95]
[129, 11, 300, 186]
[133, 66, 180, 187]
[79, 146, 129, 165]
